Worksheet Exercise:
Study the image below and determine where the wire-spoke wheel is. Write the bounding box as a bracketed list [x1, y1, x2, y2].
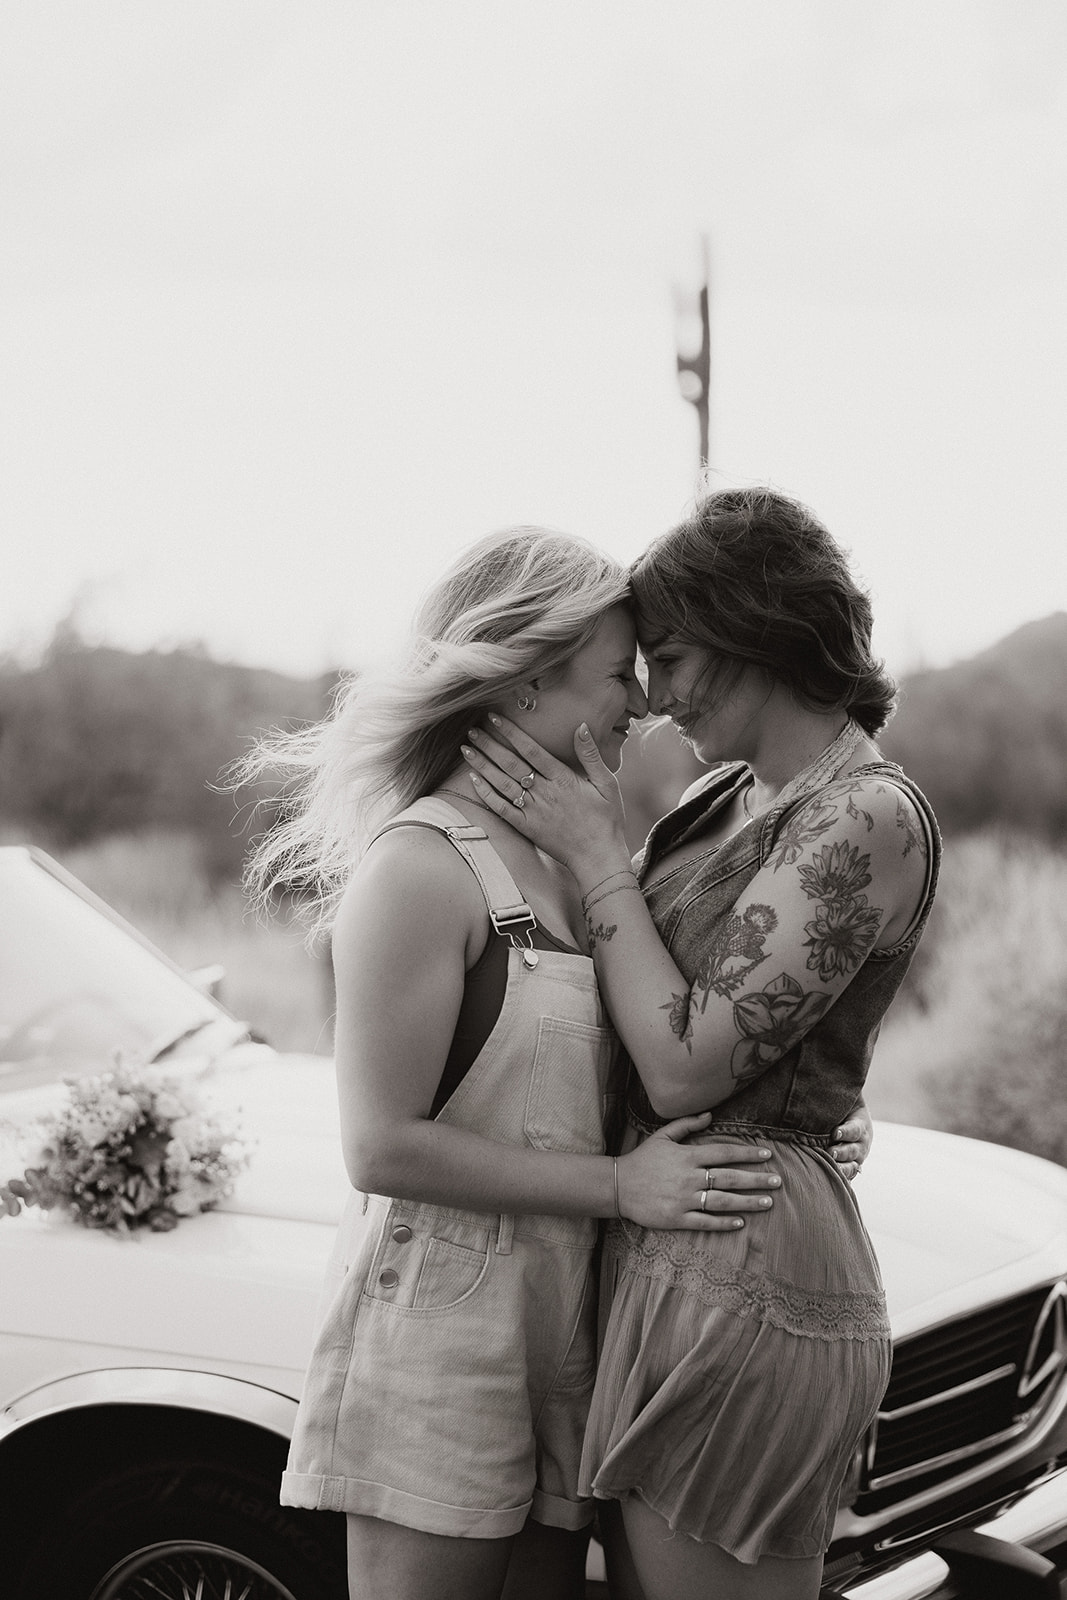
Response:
[90, 1539, 300, 1600]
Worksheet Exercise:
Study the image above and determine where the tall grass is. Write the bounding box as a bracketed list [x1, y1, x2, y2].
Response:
[53, 830, 334, 1057]
[867, 832, 1067, 1164]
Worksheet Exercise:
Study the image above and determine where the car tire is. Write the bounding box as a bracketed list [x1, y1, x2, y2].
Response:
[16, 1441, 347, 1598]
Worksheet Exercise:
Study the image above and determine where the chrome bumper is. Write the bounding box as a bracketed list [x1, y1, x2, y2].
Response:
[834, 1468, 1067, 1598]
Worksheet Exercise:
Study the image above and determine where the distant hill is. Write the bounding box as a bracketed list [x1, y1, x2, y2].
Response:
[1, 613, 1064, 879]
[881, 613, 1067, 840]
[620, 614, 1067, 848]
[0, 634, 334, 879]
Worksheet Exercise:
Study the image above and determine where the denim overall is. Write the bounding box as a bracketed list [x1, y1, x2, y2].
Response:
[281, 799, 616, 1537]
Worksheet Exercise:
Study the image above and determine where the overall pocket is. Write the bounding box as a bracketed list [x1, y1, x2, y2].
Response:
[363, 1210, 492, 1313]
[524, 1016, 614, 1155]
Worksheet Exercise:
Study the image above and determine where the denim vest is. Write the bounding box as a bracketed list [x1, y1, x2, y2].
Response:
[626, 761, 941, 1146]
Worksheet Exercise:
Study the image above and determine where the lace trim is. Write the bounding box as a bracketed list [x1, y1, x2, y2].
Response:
[608, 1221, 890, 1342]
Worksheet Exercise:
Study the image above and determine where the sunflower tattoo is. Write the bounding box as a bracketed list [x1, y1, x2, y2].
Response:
[798, 840, 882, 981]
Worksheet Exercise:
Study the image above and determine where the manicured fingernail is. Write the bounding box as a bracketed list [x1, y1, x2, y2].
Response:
[768, 1176, 781, 1186]
[467, 728, 480, 741]
[758, 1149, 771, 1158]
[758, 1197, 773, 1207]
[488, 713, 501, 726]
[461, 745, 474, 757]
[731, 1219, 744, 1228]
[578, 722, 590, 738]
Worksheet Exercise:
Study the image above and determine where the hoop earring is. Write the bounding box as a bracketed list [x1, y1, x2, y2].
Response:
[516, 694, 536, 712]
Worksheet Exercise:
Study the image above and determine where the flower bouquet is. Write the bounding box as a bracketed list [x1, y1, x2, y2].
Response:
[0, 1065, 251, 1234]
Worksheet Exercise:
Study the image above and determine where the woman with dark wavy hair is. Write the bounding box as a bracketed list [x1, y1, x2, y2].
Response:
[464, 488, 940, 1600]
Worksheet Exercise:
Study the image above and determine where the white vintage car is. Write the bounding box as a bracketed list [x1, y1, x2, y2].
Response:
[1, 845, 1066, 1599]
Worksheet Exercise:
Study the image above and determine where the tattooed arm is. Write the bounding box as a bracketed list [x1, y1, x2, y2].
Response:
[629, 780, 927, 1113]
[463, 721, 928, 1117]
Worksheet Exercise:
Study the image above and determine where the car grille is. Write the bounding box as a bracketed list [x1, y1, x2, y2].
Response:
[857, 1280, 1067, 1514]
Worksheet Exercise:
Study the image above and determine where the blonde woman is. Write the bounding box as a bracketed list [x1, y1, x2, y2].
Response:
[238, 528, 803, 1600]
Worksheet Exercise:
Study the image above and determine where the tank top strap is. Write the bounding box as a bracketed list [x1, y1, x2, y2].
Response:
[370, 797, 537, 942]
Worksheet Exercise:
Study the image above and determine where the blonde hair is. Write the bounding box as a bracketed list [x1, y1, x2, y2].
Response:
[236, 526, 628, 933]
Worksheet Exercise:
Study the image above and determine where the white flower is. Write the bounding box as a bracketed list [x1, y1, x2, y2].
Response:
[165, 1139, 192, 1173]
[74, 1114, 113, 1148]
[154, 1092, 187, 1123]
[168, 1115, 201, 1145]
[115, 1093, 142, 1128]
[169, 1183, 202, 1216]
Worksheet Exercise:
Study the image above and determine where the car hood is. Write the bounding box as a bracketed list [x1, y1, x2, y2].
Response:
[204, 1047, 352, 1223]
[857, 1120, 1067, 1340]
[4, 1057, 1066, 1344]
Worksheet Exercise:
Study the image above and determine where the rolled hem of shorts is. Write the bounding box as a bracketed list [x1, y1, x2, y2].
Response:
[530, 1487, 595, 1531]
[280, 1470, 531, 1538]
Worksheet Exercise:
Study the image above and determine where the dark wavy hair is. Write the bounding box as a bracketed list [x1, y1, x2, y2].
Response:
[630, 487, 897, 736]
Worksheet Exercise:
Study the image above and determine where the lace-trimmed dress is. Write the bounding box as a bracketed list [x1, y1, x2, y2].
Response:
[578, 760, 940, 1563]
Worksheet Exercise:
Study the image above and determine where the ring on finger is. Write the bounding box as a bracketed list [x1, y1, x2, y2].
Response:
[699, 1188, 709, 1212]
[704, 1167, 714, 1192]
[519, 771, 536, 790]
[512, 790, 527, 810]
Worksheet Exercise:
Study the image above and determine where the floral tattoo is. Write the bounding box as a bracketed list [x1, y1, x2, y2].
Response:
[587, 920, 617, 953]
[767, 796, 837, 869]
[895, 792, 927, 858]
[731, 972, 831, 1083]
[798, 838, 883, 980]
[662, 903, 778, 1053]
[661, 779, 909, 1062]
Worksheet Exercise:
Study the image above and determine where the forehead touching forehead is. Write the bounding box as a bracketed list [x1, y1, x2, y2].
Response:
[593, 601, 636, 651]
[635, 616, 678, 656]
[561, 602, 635, 675]
[633, 594, 679, 654]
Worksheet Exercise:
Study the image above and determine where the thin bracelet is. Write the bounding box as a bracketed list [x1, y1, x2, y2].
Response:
[612, 1157, 622, 1219]
[583, 881, 642, 917]
[580, 869, 638, 911]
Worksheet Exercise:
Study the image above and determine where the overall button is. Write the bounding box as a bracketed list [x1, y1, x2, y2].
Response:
[378, 1268, 400, 1290]
[391, 1225, 412, 1244]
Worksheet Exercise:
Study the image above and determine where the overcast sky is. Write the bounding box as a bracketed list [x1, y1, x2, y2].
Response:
[3, 1, 1065, 681]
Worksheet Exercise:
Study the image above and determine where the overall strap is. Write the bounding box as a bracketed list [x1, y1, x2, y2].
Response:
[371, 797, 537, 941]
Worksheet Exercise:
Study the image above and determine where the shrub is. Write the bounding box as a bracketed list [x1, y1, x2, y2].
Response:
[870, 832, 1067, 1164]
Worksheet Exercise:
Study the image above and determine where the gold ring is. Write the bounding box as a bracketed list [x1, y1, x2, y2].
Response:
[700, 1188, 709, 1212]
[520, 771, 535, 789]
[704, 1167, 713, 1192]
[512, 791, 527, 810]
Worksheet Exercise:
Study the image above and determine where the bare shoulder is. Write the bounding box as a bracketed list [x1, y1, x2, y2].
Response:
[333, 823, 488, 962]
[766, 771, 930, 941]
[823, 771, 930, 862]
[769, 772, 925, 857]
